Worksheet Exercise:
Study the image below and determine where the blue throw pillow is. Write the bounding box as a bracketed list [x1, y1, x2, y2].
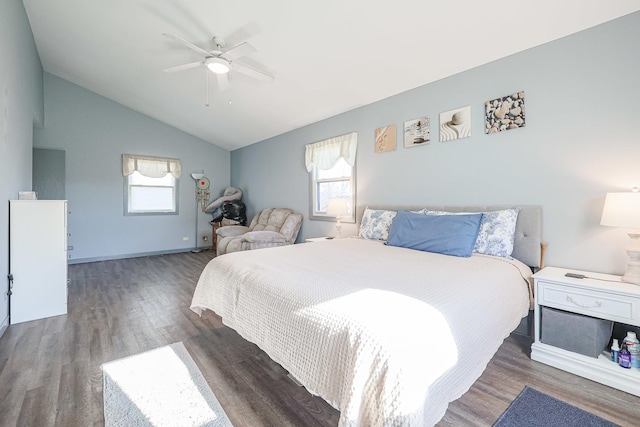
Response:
[385, 210, 483, 257]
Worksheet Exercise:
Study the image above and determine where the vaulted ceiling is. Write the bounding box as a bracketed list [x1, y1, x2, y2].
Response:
[23, 1, 640, 151]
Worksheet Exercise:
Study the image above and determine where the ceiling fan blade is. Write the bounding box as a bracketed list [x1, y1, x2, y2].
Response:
[224, 24, 260, 47]
[216, 73, 230, 91]
[233, 61, 274, 82]
[163, 61, 202, 73]
[162, 33, 211, 57]
[223, 42, 257, 60]
[216, 74, 229, 92]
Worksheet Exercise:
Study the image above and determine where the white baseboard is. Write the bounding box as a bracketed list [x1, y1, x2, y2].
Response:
[68, 247, 209, 264]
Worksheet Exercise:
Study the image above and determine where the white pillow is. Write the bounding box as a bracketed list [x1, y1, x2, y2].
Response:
[416, 208, 520, 257]
[359, 207, 397, 241]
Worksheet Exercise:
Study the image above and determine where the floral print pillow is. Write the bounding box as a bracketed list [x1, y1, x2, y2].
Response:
[473, 208, 520, 257]
[359, 208, 397, 241]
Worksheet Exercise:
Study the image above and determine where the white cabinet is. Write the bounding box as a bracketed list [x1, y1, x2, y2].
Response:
[9, 200, 68, 324]
[532, 267, 640, 397]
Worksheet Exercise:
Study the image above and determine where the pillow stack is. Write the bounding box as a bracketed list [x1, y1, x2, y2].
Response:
[359, 206, 520, 258]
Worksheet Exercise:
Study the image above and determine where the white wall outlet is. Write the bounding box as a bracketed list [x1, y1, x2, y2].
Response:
[183, 236, 189, 241]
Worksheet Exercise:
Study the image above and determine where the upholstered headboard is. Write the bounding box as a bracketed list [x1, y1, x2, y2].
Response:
[356, 205, 543, 268]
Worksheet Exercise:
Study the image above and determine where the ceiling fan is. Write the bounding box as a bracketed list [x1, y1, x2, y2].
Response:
[162, 33, 274, 92]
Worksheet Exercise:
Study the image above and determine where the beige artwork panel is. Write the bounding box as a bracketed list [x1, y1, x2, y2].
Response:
[374, 124, 397, 153]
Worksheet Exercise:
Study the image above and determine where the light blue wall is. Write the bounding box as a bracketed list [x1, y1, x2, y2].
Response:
[0, 0, 44, 333]
[34, 73, 230, 263]
[232, 12, 640, 275]
[33, 148, 66, 200]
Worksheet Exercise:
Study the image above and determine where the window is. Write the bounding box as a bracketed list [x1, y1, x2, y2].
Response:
[126, 171, 177, 214]
[311, 157, 354, 218]
[305, 132, 357, 221]
[122, 154, 181, 215]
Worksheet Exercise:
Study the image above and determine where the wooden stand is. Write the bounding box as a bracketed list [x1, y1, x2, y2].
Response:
[211, 221, 221, 250]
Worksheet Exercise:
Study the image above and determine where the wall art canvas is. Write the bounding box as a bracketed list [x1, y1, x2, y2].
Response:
[485, 91, 525, 134]
[374, 124, 397, 153]
[439, 106, 471, 142]
[403, 116, 430, 148]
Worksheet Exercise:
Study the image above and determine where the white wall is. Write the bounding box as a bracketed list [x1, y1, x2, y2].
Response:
[34, 73, 230, 263]
[231, 12, 640, 275]
[0, 0, 44, 333]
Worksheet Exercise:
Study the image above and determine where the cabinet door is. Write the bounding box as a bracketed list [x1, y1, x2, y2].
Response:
[9, 200, 68, 324]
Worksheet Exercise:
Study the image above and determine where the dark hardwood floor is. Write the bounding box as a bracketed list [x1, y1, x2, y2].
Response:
[0, 251, 639, 426]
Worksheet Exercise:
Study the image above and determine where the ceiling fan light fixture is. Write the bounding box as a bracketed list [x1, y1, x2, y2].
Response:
[206, 57, 230, 74]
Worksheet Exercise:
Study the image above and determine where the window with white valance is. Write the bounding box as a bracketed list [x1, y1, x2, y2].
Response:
[122, 154, 181, 215]
[305, 132, 357, 172]
[122, 154, 181, 179]
[305, 132, 357, 222]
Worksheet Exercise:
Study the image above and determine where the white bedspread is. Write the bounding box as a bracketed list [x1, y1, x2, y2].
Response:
[191, 238, 531, 426]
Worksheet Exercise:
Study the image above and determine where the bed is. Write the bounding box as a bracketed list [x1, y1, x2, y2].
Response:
[191, 205, 542, 426]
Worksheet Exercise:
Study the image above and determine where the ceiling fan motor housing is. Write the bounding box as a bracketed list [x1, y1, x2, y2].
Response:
[212, 36, 225, 49]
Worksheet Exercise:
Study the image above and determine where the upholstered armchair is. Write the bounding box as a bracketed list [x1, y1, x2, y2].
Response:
[216, 208, 303, 256]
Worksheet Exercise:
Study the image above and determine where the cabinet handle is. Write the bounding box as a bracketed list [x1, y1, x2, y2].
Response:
[566, 295, 601, 309]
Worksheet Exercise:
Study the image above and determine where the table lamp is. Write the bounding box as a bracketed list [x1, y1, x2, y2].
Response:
[600, 190, 640, 284]
[326, 198, 349, 238]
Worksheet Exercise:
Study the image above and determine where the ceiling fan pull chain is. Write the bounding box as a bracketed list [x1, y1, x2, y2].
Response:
[205, 70, 210, 107]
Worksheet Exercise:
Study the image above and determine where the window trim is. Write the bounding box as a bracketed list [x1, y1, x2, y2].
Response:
[123, 171, 180, 216]
[308, 162, 356, 223]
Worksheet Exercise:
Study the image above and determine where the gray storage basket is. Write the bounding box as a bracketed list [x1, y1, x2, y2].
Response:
[541, 306, 613, 358]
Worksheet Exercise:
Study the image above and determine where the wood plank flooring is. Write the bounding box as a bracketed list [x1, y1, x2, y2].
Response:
[0, 251, 638, 426]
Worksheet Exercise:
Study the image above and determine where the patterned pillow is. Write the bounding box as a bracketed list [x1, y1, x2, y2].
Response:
[474, 208, 520, 257]
[359, 208, 397, 240]
[417, 208, 521, 257]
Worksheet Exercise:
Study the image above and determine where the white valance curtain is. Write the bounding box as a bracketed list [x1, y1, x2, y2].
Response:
[122, 154, 181, 179]
[305, 132, 357, 172]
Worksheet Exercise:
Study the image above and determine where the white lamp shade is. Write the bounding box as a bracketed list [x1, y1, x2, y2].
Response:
[205, 57, 230, 74]
[326, 198, 349, 216]
[190, 172, 204, 180]
[601, 192, 640, 229]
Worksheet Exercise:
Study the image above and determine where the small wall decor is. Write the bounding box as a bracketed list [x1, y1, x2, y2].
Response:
[374, 124, 397, 153]
[439, 106, 471, 142]
[196, 176, 211, 211]
[403, 116, 430, 148]
[485, 91, 525, 134]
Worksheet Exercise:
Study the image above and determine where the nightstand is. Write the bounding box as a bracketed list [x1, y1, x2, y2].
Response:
[532, 267, 640, 396]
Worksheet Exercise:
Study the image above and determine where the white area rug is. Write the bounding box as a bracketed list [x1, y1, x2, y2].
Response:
[103, 342, 233, 427]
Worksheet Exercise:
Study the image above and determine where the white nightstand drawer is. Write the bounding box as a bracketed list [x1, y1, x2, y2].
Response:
[537, 281, 637, 323]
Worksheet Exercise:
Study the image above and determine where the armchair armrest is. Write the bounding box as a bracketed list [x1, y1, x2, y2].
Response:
[242, 230, 287, 244]
[216, 225, 250, 238]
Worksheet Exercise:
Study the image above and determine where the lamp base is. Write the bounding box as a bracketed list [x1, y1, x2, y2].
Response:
[622, 232, 640, 285]
[191, 248, 203, 253]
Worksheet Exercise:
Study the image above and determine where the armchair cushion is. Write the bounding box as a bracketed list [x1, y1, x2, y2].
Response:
[242, 230, 287, 244]
[216, 225, 249, 239]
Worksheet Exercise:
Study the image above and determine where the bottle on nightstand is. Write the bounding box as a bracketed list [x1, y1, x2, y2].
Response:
[620, 345, 632, 369]
[611, 339, 620, 363]
[623, 332, 640, 368]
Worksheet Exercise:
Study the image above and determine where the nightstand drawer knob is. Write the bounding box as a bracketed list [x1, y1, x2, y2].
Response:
[566, 295, 602, 309]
